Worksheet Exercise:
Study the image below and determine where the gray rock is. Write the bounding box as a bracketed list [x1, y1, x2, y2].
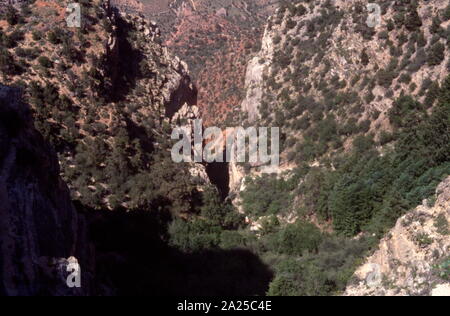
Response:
[0, 85, 92, 296]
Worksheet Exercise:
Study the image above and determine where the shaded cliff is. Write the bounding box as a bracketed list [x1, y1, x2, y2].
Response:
[0, 85, 91, 296]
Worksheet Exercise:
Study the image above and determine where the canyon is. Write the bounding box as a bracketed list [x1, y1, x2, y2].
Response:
[0, 0, 449, 296]
[112, 0, 279, 126]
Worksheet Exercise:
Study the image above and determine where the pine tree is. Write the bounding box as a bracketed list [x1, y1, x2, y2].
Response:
[428, 42, 445, 66]
[360, 48, 370, 66]
[405, 8, 422, 31]
[5, 5, 19, 26]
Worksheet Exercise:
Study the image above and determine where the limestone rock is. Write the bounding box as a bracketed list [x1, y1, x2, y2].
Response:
[0, 86, 92, 296]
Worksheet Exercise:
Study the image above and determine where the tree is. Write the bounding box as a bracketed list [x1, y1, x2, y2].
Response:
[47, 28, 65, 45]
[168, 218, 221, 253]
[360, 48, 369, 66]
[444, 4, 450, 21]
[286, 19, 297, 30]
[417, 31, 427, 47]
[241, 174, 294, 217]
[389, 95, 425, 129]
[405, 8, 422, 31]
[0, 49, 18, 75]
[330, 178, 374, 236]
[4, 5, 19, 25]
[424, 82, 440, 108]
[61, 40, 82, 63]
[430, 16, 442, 34]
[32, 30, 42, 41]
[387, 19, 395, 32]
[38, 56, 53, 68]
[427, 42, 445, 66]
[353, 135, 375, 154]
[200, 186, 231, 227]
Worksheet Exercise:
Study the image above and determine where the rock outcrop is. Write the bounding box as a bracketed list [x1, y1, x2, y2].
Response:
[0, 85, 91, 296]
[228, 22, 278, 197]
[345, 177, 450, 296]
[172, 102, 211, 187]
[241, 24, 275, 123]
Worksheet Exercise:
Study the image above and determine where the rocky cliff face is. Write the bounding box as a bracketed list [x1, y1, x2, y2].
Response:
[112, 0, 279, 126]
[345, 177, 450, 296]
[228, 22, 278, 196]
[0, 0, 26, 9]
[0, 0, 202, 212]
[115, 12, 197, 118]
[0, 85, 91, 296]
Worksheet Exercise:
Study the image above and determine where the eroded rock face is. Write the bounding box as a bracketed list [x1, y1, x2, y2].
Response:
[344, 177, 450, 296]
[0, 86, 91, 296]
[241, 25, 275, 123]
[116, 13, 197, 119]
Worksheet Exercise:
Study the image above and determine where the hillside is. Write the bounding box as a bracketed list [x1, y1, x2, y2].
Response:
[233, 0, 450, 223]
[239, 0, 450, 161]
[226, 0, 450, 295]
[112, 0, 279, 125]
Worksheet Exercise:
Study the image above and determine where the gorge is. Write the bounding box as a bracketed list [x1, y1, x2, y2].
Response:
[0, 0, 449, 296]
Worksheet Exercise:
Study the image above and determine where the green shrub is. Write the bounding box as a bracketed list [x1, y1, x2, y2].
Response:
[414, 233, 433, 247]
[47, 28, 66, 45]
[428, 42, 445, 66]
[430, 16, 442, 34]
[168, 218, 221, 253]
[378, 131, 395, 145]
[0, 49, 19, 75]
[241, 174, 294, 217]
[220, 231, 247, 249]
[424, 82, 441, 108]
[377, 69, 396, 88]
[267, 236, 373, 296]
[38, 56, 53, 68]
[434, 214, 449, 235]
[32, 30, 43, 41]
[435, 257, 450, 281]
[398, 73, 412, 84]
[389, 95, 425, 129]
[360, 48, 369, 65]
